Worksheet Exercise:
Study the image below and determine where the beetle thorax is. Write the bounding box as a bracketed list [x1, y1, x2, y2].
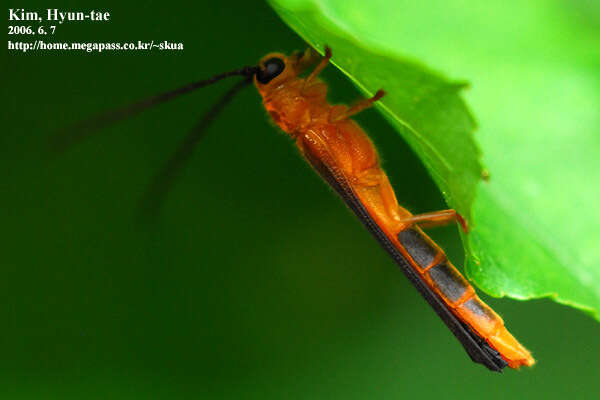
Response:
[259, 80, 328, 136]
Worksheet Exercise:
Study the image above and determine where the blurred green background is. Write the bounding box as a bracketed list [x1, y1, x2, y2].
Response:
[4, 1, 600, 399]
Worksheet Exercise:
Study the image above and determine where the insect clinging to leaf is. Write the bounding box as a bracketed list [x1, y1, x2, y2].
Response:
[54, 46, 534, 372]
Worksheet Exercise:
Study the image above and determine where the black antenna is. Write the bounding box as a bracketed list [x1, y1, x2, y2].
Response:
[137, 76, 254, 220]
[51, 65, 259, 152]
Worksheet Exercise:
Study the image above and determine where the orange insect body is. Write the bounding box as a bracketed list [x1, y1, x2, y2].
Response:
[254, 48, 534, 369]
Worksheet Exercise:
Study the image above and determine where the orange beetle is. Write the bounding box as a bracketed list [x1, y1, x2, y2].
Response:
[56, 46, 534, 371]
[253, 47, 533, 370]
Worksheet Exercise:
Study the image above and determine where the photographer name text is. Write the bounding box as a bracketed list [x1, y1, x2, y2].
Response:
[9, 8, 110, 24]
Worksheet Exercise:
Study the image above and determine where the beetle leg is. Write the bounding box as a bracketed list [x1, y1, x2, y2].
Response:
[331, 90, 385, 122]
[304, 46, 332, 86]
[294, 48, 320, 72]
[397, 209, 469, 233]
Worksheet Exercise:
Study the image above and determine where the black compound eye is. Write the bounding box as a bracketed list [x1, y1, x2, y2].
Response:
[256, 57, 285, 84]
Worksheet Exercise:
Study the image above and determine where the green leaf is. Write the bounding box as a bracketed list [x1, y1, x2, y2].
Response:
[268, 0, 600, 320]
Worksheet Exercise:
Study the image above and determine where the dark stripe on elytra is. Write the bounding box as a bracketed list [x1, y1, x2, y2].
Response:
[397, 228, 437, 268]
[427, 262, 468, 302]
[463, 298, 496, 322]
